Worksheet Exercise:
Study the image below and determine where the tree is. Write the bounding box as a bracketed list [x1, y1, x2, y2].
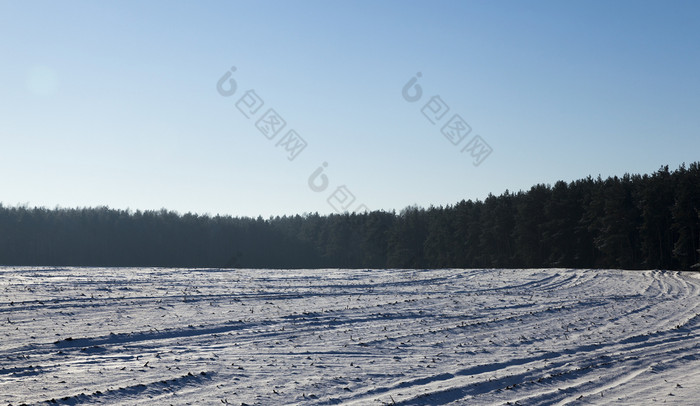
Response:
[637, 166, 676, 269]
[478, 192, 516, 267]
[584, 175, 641, 269]
[0, 163, 698, 270]
[671, 163, 700, 269]
[387, 206, 428, 268]
[513, 185, 550, 267]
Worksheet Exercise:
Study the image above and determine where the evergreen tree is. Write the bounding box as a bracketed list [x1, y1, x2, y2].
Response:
[671, 163, 700, 269]
[513, 185, 550, 267]
[0, 163, 698, 270]
[637, 166, 676, 269]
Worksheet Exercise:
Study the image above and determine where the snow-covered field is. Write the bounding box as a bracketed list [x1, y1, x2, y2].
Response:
[1, 267, 699, 405]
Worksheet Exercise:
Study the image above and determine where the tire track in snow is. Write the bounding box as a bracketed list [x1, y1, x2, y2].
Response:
[2, 268, 699, 405]
[338, 272, 700, 405]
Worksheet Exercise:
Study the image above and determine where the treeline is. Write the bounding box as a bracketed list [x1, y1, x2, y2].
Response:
[1, 163, 699, 270]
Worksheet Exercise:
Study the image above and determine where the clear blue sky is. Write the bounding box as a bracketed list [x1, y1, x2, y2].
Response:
[1, 0, 699, 217]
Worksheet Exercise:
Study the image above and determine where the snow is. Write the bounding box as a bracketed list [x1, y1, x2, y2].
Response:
[1, 267, 699, 405]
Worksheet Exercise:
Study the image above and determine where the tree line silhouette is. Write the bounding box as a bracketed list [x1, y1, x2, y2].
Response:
[1, 163, 698, 270]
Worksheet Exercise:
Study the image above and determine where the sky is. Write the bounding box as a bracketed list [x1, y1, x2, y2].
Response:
[1, 0, 699, 218]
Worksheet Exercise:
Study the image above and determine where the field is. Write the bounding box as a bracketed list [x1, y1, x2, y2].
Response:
[1, 267, 699, 405]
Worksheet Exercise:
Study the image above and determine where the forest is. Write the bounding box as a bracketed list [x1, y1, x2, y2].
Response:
[1, 163, 698, 270]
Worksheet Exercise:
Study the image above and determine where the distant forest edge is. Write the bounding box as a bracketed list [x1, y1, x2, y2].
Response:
[2, 163, 699, 270]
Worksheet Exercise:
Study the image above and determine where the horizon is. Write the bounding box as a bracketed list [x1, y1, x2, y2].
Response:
[2, 1, 699, 218]
[1, 161, 695, 219]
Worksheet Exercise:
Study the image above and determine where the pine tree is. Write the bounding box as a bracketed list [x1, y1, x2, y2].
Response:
[637, 166, 675, 269]
[513, 185, 550, 267]
[671, 163, 700, 269]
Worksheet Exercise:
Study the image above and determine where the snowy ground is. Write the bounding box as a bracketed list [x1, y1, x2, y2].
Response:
[1, 267, 699, 405]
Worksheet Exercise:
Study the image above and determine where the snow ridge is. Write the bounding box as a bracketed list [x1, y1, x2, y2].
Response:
[1, 267, 699, 405]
